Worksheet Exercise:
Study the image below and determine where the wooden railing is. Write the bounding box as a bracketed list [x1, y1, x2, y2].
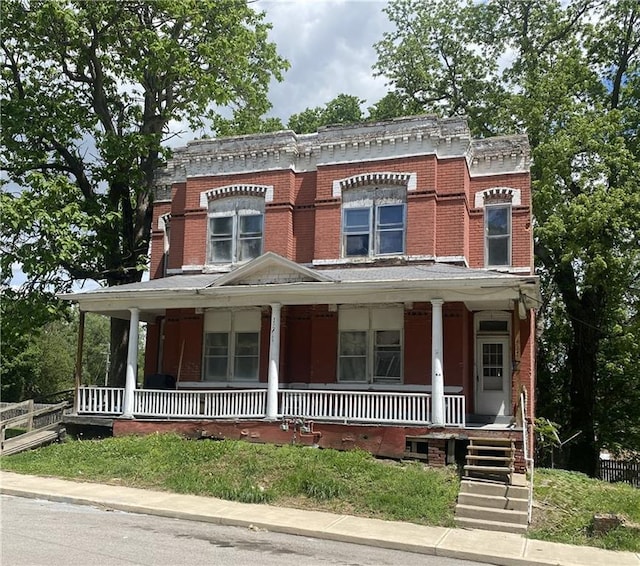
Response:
[75, 386, 466, 427]
[1, 400, 68, 455]
[134, 389, 267, 419]
[77, 387, 124, 415]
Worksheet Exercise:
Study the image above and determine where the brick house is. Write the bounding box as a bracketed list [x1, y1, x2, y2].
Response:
[67, 115, 539, 468]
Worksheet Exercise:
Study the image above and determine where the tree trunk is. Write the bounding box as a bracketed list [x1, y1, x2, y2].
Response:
[566, 336, 599, 476]
[109, 318, 130, 388]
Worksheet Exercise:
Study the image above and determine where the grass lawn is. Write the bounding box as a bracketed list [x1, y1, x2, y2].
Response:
[529, 468, 640, 552]
[0, 433, 459, 526]
[1, 434, 638, 551]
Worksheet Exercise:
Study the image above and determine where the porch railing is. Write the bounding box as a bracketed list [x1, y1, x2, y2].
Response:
[77, 387, 124, 415]
[134, 389, 266, 419]
[75, 386, 466, 427]
[281, 390, 465, 427]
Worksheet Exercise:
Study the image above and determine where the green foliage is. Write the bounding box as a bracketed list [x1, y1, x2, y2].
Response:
[375, 0, 640, 474]
[287, 94, 365, 134]
[0, 434, 459, 526]
[531, 469, 640, 552]
[1, 0, 287, 385]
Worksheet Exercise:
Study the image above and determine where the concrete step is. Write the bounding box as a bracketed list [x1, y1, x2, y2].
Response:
[457, 492, 528, 511]
[459, 480, 528, 499]
[454, 516, 528, 534]
[455, 503, 528, 525]
[464, 464, 513, 474]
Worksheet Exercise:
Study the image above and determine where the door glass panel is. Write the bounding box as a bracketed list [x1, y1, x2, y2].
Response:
[482, 342, 504, 391]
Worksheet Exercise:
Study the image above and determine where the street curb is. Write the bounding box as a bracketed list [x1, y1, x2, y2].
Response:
[1, 484, 559, 566]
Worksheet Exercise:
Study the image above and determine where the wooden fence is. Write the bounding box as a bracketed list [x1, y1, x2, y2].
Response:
[597, 459, 640, 488]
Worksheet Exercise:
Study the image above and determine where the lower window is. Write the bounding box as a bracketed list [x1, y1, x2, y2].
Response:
[204, 331, 259, 382]
[338, 306, 403, 384]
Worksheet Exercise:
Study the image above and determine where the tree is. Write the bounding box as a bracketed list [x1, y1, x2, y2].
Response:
[287, 94, 364, 134]
[374, 0, 640, 475]
[1, 0, 288, 386]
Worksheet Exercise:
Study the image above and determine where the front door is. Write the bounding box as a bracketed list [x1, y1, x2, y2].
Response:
[476, 337, 510, 416]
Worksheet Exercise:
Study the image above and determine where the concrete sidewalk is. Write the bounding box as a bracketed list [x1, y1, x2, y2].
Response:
[1, 471, 638, 566]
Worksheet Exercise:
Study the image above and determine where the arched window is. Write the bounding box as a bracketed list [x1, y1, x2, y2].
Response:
[201, 185, 272, 265]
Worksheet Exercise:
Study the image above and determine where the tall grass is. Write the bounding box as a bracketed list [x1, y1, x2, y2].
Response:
[530, 468, 640, 552]
[0, 434, 459, 526]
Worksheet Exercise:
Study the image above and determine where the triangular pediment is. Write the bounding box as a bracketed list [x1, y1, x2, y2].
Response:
[210, 252, 333, 287]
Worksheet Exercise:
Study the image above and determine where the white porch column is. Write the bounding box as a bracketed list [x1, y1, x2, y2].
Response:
[266, 303, 281, 420]
[431, 299, 445, 426]
[122, 308, 140, 419]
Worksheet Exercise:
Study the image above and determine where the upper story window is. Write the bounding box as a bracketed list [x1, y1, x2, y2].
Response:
[342, 187, 406, 258]
[485, 203, 511, 267]
[476, 187, 519, 268]
[207, 195, 264, 264]
[159, 213, 171, 276]
[201, 185, 273, 266]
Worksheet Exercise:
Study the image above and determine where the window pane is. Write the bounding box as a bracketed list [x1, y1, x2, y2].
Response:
[235, 332, 259, 355]
[210, 238, 232, 262]
[376, 330, 400, 346]
[344, 208, 370, 232]
[486, 207, 509, 236]
[374, 330, 401, 380]
[488, 237, 509, 266]
[340, 331, 367, 355]
[234, 357, 259, 380]
[233, 333, 259, 380]
[339, 357, 367, 381]
[238, 237, 261, 261]
[345, 234, 369, 256]
[205, 358, 228, 381]
[378, 230, 404, 254]
[204, 333, 228, 381]
[374, 351, 401, 379]
[378, 205, 404, 228]
[240, 214, 263, 236]
[211, 216, 233, 236]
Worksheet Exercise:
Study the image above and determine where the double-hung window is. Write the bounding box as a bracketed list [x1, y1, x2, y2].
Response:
[342, 187, 406, 258]
[485, 204, 511, 267]
[208, 196, 264, 264]
[338, 306, 403, 384]
[203, 310, 261, 382]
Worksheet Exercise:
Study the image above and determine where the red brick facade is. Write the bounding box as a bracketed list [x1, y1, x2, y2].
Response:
[141, 117, 536, 457]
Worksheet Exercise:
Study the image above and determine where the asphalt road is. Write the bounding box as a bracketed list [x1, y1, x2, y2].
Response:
[1, 495, 487, 566]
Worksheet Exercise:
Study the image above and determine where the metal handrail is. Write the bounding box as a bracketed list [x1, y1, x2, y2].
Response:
[520, 390, 534, 524]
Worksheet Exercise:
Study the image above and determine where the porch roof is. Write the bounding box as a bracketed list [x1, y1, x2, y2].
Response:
[60, 253, 540, 321]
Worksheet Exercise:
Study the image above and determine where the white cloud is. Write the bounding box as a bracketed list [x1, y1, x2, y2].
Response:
[257, 0, 392, 121]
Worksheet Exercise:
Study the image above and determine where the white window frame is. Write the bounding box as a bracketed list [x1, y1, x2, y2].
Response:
[203, 310, 261, 382]
[484, 203, 511, 267]
[342, 202, 406, 258]
[338, 306, 403, 384]
[207, 197, 264, 265]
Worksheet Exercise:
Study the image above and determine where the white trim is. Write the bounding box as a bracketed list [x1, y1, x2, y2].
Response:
[474, 187, 522, 209]
[199, 184, 274, 208]
[484, 203, 512, 268]
[182, 264, 204, 272]
[312, 254, 468, 267]
[332, 172, 417, 199]
[157, 213, 171, 231]
[175, 381, 463, 393]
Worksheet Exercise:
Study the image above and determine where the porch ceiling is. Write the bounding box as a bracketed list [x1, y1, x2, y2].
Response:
[60, 255, 540, 319]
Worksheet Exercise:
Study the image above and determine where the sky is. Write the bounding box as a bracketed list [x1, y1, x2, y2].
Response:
[257, 0, 393, 123]
[10, 0, 395, 288]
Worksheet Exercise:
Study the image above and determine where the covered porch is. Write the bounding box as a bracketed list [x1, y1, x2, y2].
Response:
[64, 253, 539, 438]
